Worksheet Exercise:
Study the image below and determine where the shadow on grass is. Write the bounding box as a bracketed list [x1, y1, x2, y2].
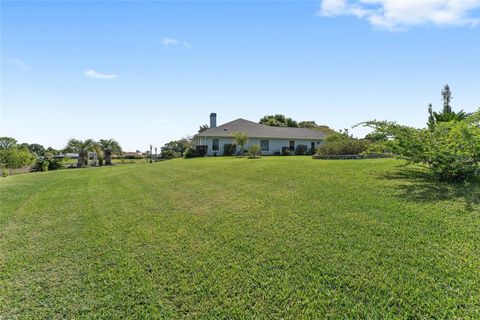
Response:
[379, 166, 480, 211]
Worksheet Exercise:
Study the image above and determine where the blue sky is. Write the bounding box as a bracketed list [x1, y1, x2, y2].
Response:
[1, 1, 479, 151]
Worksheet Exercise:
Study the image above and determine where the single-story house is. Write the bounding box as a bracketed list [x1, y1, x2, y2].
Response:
[192, 113, 326, 156]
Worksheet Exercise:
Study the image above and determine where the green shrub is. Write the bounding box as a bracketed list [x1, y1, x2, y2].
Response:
[281, 147, 290, 156]
[295, 144, 308, 155]
[161, 138, 191, 156]
[0, 148, 36, 170]
[361, 110, 480, 182]
[48, 158, 64, 170]
[248, 144, 261, 158]
[1, 165, 8, 177]
[35, 158, 64, 171]
[195, 145, 208, 157]
[316, 132, 370, 156]
[161, 149, 181, 159]
[223, 144, 237, 156]
[183, 147, 197, 158]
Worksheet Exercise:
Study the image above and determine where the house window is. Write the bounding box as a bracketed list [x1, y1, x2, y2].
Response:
[289, 140, 295, 151]
[212, 139, 219, 151]
[311, 142, 315, 150]
[260, 140, 269, 151]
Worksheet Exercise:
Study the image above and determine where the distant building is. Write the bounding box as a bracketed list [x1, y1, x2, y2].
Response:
[123, 152, 143, 159]
[53, 153, 79, 159]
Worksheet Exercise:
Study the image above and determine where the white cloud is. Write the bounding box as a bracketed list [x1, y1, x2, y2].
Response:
[84, 69, 118, 79]
[319, 0, 480, 30]
[162, 37, 192, 48]
[3, 58, 31, 70]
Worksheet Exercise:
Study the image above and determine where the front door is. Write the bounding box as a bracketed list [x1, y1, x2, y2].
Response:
[289, 140, 295, 151]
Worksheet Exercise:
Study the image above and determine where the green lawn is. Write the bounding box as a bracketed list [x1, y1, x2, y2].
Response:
[1, 157, 479, 318]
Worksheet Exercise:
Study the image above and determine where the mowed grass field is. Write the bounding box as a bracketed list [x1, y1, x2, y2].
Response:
[1, 157, 479, 318]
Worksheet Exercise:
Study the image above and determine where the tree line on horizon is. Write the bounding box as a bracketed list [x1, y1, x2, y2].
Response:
[0, 137, 123, 176]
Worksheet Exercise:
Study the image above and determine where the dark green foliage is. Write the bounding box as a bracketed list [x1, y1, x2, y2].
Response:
[298, 121, 318, 128]
[35, 158, 65, 172]
[441, 84, 452, 113]
[48, 158, 64, 170]
[316, 132, 370, 156]
[295, 144, 308, 155]
[46, 147, 61, 155]
[198, 124, 209, 133]
[161, 149, 181, 159]
[98, 139, 122, 165]
[297, 121, 335, 135]
[223, 144, 237, 156]
[259, 114, 298, 127]
[195, 145, 208, 157]
[281, 147, 290, 156]
[183, 147, 197, 158]
[365, 132, 388, 142]
[161, 138, 190, 158]
[28, 143, 45, 156]
[0, 137, 18, 150]
[18, 143, 30, 150]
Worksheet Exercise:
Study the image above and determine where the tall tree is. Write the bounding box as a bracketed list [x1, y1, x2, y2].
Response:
[46, 147, 61, 155]
[28, 143, 45, 156]
[441, 84, 452, 113]
[65, 139, 95, 167]
[98, 139, 122, 165]
[427, 84, 469, 129]
[0, 137, 17, 150]
[161, 137, 191, 155]
[259, 114, 298, 127]
[298, 121, 318, 128]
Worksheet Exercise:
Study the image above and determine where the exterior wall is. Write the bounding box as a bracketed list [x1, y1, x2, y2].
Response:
[193, 136, 324, 156]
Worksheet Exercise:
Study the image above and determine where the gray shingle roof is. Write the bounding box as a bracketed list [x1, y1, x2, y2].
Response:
[193, 118, 326, 140]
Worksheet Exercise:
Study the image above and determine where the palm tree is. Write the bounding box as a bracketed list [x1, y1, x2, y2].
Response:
[98, 139, 122, 165]
[65, 139, 95, 167]
[231, 132, 248, 156]
[92, 143, 105, 166]
[428, 104, 469, 128]
[427, 85, 470, 129]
